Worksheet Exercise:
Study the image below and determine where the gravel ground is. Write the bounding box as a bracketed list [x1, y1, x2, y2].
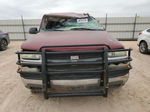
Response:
[0, 41, 149, 112]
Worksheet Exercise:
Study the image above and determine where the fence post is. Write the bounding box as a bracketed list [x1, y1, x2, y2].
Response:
[132, 14, 137, 40]
[21, 15, 26, 40]
[105, 13, 108, 30]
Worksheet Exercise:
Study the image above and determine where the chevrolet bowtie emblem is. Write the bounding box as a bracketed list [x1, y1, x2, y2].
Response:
[70, 55, 79, 62]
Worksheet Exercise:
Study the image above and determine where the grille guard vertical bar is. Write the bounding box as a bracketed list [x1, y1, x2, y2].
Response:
[41, 49, 49, 99]
[103, 48, 109, 97]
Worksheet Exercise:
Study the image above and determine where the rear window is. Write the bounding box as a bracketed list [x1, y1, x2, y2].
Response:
[147, 29, 150, 32]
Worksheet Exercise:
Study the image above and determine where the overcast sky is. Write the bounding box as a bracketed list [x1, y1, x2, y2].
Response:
[0, 0, 150, 19]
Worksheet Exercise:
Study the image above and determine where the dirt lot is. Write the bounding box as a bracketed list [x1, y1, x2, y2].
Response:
[0, 41, 149, 112]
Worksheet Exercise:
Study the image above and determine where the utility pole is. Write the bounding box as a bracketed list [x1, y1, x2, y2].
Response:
[132, 13, 137, 40]
[21, 15, 26, 40]
[105, 13, 108, 30]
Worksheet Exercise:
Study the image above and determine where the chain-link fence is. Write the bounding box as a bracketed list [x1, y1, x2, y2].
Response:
[97, 14, 150, 40]
[0, 14, 150, 40]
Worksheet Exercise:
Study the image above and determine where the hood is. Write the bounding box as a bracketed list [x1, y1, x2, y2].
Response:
[21, 31, 124, 51]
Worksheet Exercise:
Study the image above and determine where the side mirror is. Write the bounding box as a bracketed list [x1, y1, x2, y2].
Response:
[29, 27, 38, 34]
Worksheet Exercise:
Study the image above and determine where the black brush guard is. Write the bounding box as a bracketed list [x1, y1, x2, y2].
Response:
[16, 44, 132, 99]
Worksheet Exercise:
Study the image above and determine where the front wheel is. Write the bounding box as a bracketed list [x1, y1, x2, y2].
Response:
[109, 81, 126, 88]
[139, 41, 148, 54]
[30, 87, 42, 94]
[0, 39, 8, 51]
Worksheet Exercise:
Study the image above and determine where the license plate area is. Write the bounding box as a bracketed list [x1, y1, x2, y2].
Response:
[49, 79, 100, 93]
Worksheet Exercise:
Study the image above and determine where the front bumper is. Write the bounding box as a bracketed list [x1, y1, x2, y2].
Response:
[21, 74, 129, 89]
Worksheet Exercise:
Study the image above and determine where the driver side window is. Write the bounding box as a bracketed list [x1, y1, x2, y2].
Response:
[46, 21, 63, 29]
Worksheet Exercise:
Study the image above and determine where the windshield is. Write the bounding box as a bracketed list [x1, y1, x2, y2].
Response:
[40, 16, 104, 31]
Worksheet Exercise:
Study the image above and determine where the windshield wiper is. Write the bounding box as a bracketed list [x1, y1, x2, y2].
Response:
[70, 28, 99, 31]
[52, 29, 65, 31]
[44, 29, 65, 31]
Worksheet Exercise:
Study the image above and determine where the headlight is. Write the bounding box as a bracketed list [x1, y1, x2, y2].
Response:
[18, 66, 39, 72]
[109, 63, 129, 69]
[108, 51, 127, 57]
[20, 54, 41, 60]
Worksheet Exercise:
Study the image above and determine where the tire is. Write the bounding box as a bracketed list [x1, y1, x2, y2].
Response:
[109, 81, 125, 88]
[0, 39, 8, 51]
[139, 41, 148, 54]
[103, 88, 108, 97]
[44, 92, 49, 99]
[30, 87, 42, 94]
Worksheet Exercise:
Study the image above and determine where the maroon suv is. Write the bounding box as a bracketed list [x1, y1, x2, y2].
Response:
[16, 13, 132, 99]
